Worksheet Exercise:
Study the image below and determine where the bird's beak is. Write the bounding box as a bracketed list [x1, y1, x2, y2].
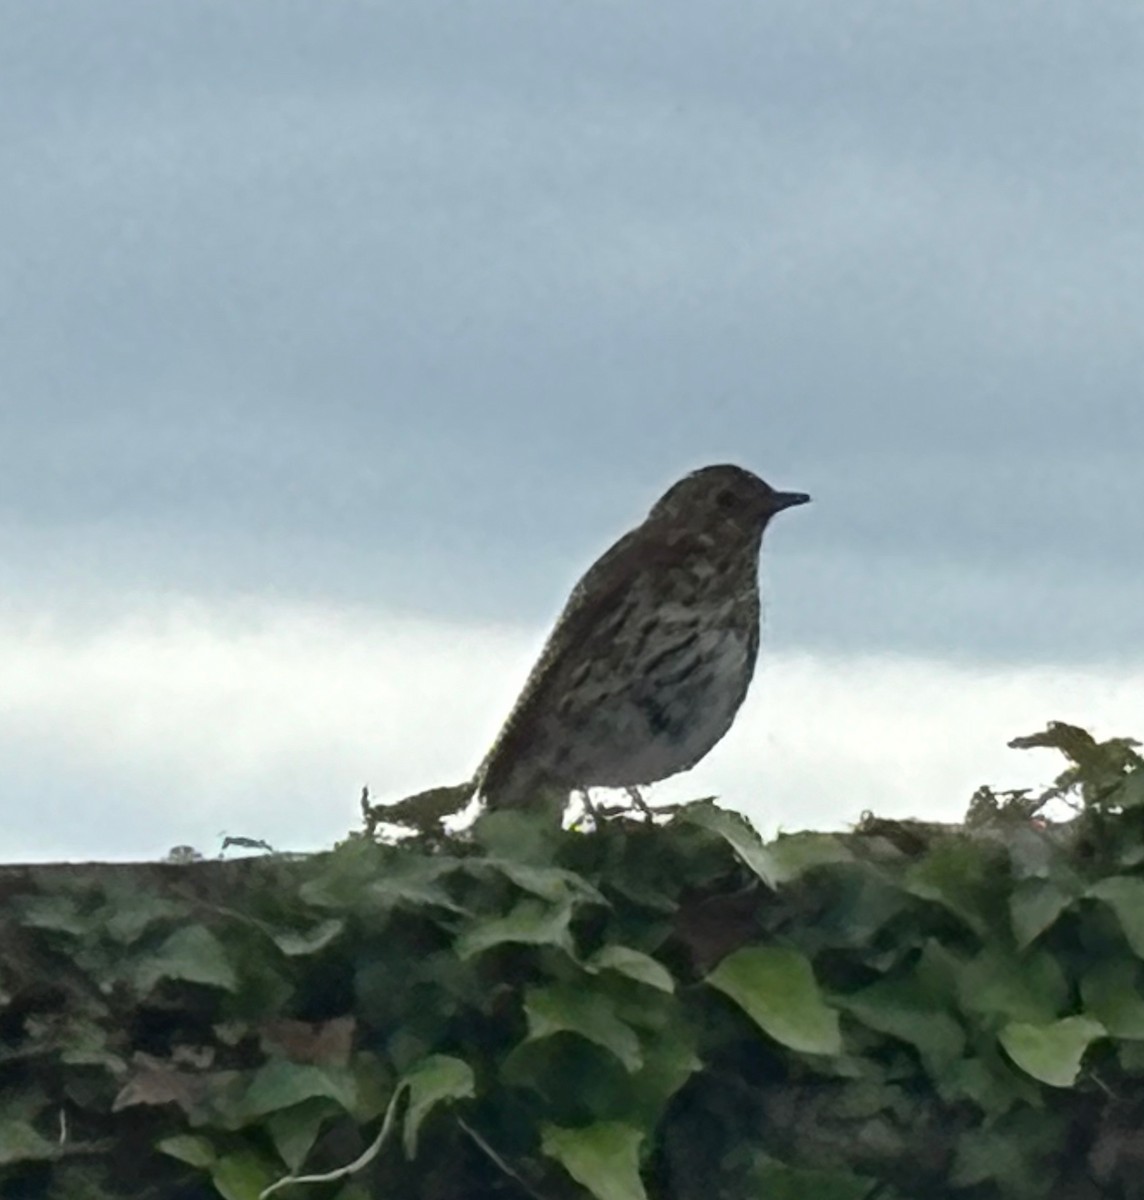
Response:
[772, 491, 811, 511]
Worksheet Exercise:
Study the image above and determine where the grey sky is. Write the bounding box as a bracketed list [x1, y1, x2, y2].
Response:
[3, 1, 1143, 653]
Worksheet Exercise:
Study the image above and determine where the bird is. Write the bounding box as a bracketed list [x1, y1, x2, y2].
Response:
[476, 464, 809, 813]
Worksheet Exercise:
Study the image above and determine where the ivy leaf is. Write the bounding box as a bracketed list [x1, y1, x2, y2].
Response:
[271, 918, 345, 957]
[455, 899, 573, 959]
[132, 926, 238, 994]
[541, 1122, 648, 1200]
[525, 984, 643, 1072]
[842, 977, 964, 1073]
[1087, 877, 1144, 957]
[956, 946, 1065, 1025]
[707, 947, 842, 1055]
[1010, 879, 1075, 948]
[763, 832, 853, 883]
[266, 1100, 335, 1172]
[1081, 961, 1144, 1039]
[210, 1150, 277, 1200]
[401, 1054, 475, 1158]
[680, 802, 779, 888]
[157, 1134, 216, 1168]
[477, 859, 606, 907]
[624, 1021, 701, 1126]
[17, 893, 90, 937]
[237, 1061, 357, 1122]
[0, 1119, 57, 1164]
[906, 840, 998, 936]
[1115, 767, 1144, 809]
[999, 1016, 1105, 1087]
[104, 894, 189, 944]
[587, 945, 675, 993]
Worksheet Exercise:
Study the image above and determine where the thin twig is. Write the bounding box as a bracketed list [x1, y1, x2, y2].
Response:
[457, 1117, 549, 1200]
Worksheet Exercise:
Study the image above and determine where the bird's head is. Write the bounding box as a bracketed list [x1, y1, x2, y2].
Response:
[648, 464, 810, 540]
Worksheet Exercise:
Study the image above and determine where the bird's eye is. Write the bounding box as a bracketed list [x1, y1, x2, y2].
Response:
[715, 489, 738, 511]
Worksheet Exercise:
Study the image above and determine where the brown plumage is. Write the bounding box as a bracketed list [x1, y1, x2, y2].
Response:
[477, 464, 809, 811]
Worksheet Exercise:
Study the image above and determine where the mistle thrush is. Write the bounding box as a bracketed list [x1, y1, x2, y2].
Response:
[477, 464, 809, 811]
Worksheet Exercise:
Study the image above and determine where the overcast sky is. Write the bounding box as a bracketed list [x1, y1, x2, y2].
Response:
[3, 1, 1142, 861]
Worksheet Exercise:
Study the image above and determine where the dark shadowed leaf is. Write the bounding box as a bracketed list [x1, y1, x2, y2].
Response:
[1087, 877, 1144, 957]
[905, 840, 999, 936]
[956, 945, 1066, 1025]
[1081, 961, 1144, 1039]
[842, 976, 965, 1073]
[751, 1158, 876, 1200]
[1115, 768, 1144, 809]
[260, 1016, 356, 1066]
[0, 1119, 57, 1164]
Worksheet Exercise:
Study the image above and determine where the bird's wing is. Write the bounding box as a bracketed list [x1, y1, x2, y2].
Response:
[477, 523, 701, 800]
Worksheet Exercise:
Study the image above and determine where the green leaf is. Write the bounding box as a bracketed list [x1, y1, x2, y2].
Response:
[237, 1061, 357, 1122]
[104, 894, 189, 944]
[999, 1016, 1105, 1087]
[541, 1122, 647, 1200]
[472, 807, 565, 860]
[624, 1024, 701, 1126]
[679, 802, 778, 888]
[455, 898, 573, 959]
[401, 1054, 475, 1158]
[842, 977, 965, 1072]
[479, 859, 606, 906]
[1010, 878, 1074, 948]
[1087, 877, 1144, 957]
[0, 1119, 57, 1164]
[210, 1150, 278, 1200]
[906, 839, 998, 936]
[271, 918, 345, 957]
[587, 945, 674, 993]
[1081, 960, 1144, 1039]
[266, 1099, 333, 1172]
[956, 946, 1065, 1025]
[132, 925, 238, 993]
[302, 849, 464, 914]
[759, 832, 854, 884]
[751, 1158, 874, 1200]
[707, 947, 842, 1055]
[525, 984, 643, 1072]
[17, 893, 90, 937]
[1114, 767, 1144, 809]
[157, 1134, 216, 1168]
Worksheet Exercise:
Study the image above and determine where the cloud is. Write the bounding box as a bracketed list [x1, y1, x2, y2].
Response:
[3, 594, 1141, 863]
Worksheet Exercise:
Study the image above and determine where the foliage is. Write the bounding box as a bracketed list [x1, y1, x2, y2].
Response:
[3, 722, 1144, 1199]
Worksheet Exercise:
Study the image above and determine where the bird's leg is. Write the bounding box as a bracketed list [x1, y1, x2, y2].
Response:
[625, 786, 653, 820]
[577, 788, 601, 827]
